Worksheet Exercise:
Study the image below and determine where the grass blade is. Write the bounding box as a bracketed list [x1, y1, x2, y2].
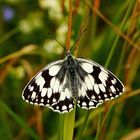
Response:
[0, 100, 39, 140]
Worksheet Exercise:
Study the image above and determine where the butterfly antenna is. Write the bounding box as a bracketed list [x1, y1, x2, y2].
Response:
[47, 33, 66, 50]
[70, 28, 87, 52]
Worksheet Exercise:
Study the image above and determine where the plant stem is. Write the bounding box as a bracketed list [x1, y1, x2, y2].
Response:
[63, 108, 76, 140]
[66, 0, 72, 50]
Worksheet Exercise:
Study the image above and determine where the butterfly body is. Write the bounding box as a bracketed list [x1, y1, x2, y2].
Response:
[64, 52, 80, 99]
[22, 50, 124, 113]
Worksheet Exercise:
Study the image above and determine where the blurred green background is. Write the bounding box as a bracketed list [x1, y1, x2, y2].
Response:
[0, 0, 140, 140]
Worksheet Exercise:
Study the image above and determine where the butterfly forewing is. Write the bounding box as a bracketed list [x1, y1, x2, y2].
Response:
[76, 58, 124, 109]
[22, 60, 74, 113]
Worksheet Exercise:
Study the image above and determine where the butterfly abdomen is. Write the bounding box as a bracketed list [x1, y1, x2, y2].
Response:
[70, 71, 79, 99]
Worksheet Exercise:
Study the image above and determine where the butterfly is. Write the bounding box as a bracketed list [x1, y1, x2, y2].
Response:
[22, 50, 124, 113]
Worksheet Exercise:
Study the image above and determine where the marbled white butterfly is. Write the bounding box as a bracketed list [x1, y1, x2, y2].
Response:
[22, 50, 124, 113]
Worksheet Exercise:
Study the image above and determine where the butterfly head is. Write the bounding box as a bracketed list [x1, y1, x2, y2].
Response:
[66, 49, 71, 56]
[66, 49, 75, 59]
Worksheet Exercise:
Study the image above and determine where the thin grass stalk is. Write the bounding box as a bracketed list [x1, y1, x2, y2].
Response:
[0, 45, 36, 64]
[59, 115, 64, 140]
[66, 0, 72, 51]
[0, 27, 19, 44]
[95, 112, 101, 140]
[63, 108, 76, 140]
[76, 111, 90, 140]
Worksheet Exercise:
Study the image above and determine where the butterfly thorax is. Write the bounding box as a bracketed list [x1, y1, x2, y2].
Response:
[66, 55, 76, 71]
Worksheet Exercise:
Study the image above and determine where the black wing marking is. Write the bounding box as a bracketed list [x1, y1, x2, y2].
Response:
[76, 58, 124, 109]
[22, 60, 74, 113]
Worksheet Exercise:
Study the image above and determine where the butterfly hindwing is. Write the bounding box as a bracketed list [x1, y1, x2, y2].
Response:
[76, 58, 124, 109]
[22, 60, 74, 113]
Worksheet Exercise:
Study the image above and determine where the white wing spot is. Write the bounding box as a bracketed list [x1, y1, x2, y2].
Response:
[91, 95, 95, 99]
[28, 85, 31, 90]
[56, 106, 59, 109]
[82, 82, 87, 91]
[98, 95, 101, 99]
[65, 88, 71, 99]
[88, 74, 95, 85]
[94, 84, 100, 94]
[60, 91, 66, 101]
[41, 88, 47, 97]
[89, 101, 94, 106]
[54, 79, 60, 93]
[47, 88, 52, 98]
[111, 79, 116, 84]
[49, 65, 61, 76]
[35, 76, 45, 91]
[69, 104, 73, 108]
[30, 86, 34, 91]
[99, 71, 108, 80]
[25, 99, 29, 102]
[115, 95, 119, 98]
[81, 63, 93, 73]
[104, 94, 107, 98]
[110, 85, 116, 93]
[99, 71, 108, 85]
[111, 97, 114, 99]
[41, 98, 44, 103]
[59, 85, 63, 92]
[82, 102, 87, 106]
[119, 92, 123, 95]
[27, 94, 30, 99]
[53, 98, 56, 103]
[31, 91, 36, 99]
[79, 86, 86, 97]
[62, 105, 67, 110]
[85, 76, 93, 90]
[98, 84, 106, 92]
[50, 77, 55, 89]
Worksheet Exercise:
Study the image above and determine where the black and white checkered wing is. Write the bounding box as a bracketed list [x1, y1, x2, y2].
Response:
[76, 58, 124, 109]
[22, 60, 74, 113]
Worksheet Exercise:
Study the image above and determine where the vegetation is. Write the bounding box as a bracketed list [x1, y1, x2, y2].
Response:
[0, 0, 140, 140]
